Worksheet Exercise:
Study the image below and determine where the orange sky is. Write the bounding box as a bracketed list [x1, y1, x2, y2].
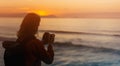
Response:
[0, 0, 120, 17]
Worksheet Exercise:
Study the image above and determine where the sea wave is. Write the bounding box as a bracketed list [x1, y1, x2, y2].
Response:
[1, 30, 120, 38]
[1, 36, 120, 56]
[53, 41, 120, 56]
[39, 30, 120, 37]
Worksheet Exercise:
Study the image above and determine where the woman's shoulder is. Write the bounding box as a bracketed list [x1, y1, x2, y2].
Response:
[28, 38, 41, 43]
[25, 39, 44, 49]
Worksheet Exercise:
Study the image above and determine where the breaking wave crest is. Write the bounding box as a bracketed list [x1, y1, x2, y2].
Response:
[1, 36, 120, 56]
[39, 30, 120, 37]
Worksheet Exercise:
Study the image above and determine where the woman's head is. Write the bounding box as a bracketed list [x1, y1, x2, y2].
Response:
[17, 13, 40, 40]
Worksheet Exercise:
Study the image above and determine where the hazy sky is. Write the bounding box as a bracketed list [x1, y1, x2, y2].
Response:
[0, 0, 120, 17]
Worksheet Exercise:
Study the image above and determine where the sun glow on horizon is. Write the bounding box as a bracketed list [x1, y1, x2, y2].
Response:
[33, 10, 50, 16]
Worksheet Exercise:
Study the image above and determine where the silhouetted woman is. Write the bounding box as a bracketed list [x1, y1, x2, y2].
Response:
[3, 13, 54, 66]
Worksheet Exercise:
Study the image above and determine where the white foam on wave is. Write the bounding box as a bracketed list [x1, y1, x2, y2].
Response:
[0, 42, 5, 66]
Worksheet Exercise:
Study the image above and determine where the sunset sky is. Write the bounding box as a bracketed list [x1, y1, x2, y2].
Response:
[0, 0, 120, 17]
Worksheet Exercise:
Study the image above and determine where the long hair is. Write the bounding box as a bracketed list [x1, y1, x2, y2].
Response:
[17, 13, 40, 41]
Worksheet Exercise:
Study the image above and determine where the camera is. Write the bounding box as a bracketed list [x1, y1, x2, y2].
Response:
[42, 32, 55, 44]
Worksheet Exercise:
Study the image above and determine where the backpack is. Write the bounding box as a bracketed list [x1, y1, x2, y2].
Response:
[2, 41, 25, 66]
[2, 37, 35, 66]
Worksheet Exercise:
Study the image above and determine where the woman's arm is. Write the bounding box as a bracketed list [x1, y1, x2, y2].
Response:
[40, 32, 55, 64]
[25, 39, 54, 66]
[36, 40, 54, 64]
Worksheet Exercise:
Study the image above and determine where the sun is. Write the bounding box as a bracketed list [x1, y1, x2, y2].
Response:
[33, 10, 49, 16]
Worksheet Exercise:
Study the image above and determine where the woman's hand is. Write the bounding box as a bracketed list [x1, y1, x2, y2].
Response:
[42, 32, 50, 44]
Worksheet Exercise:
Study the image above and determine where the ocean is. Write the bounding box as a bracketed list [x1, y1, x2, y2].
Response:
[1, 17, 120, 66]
